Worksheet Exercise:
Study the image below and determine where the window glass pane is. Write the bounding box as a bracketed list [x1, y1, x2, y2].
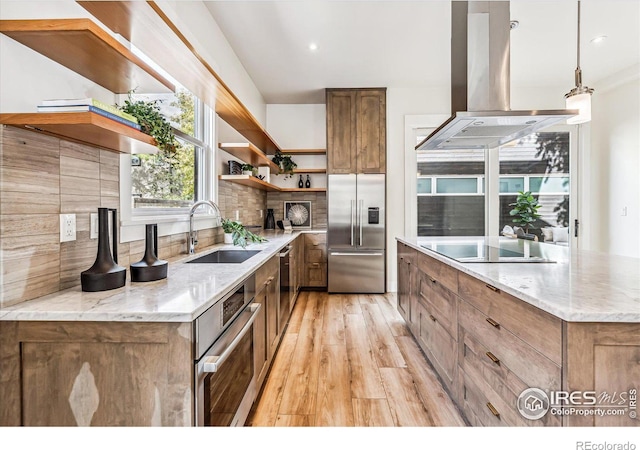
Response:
[436, 178, 478, 194]
[499, 177, 524, 193]
[132, 137, 196, 208]
[417, 147, 485, 236]
[499, 131, 571, 237]
[530, 176, 570, 194]
[417, 178, 431, 194]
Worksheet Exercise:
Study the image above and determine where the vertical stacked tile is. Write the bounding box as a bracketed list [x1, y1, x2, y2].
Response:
[266, 192, 327, 229]
[218, 180, 267, 226]
[0, 126, 61, 306]
[59, 140, 102, 290]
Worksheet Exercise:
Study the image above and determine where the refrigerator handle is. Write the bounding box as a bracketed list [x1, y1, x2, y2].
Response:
[350, 200, 355, 247]
[359, 199, 364, 247]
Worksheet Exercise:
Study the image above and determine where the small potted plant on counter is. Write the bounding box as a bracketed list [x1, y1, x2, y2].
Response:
[221, 218, 268, 248]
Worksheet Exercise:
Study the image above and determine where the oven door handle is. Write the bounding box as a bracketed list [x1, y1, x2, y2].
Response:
[278, 246, 292, 258]
[202, 302, 261, 373]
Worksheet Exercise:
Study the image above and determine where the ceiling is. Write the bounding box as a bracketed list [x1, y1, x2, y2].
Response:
[204, 1, 640, 104]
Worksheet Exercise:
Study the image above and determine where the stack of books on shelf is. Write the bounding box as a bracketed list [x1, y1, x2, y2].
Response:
[37, 98, 141, 130]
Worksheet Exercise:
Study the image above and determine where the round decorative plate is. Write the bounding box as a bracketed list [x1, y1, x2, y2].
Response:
[287, 204, 309, 226]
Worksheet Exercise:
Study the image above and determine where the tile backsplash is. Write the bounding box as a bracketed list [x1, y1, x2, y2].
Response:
[0, 126, 265, 307]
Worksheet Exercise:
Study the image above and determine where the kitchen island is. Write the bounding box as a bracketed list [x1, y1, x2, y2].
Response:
[0, 230, 307, 426]
[396, 236, 640, 427]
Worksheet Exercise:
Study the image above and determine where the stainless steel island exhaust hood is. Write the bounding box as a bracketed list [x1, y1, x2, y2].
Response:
[416, 1, 577, 151]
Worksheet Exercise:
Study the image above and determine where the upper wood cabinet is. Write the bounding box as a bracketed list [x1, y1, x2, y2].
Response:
[326, 88, 386, 174]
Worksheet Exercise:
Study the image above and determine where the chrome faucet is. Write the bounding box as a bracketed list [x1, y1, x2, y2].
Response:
[189, 200, 222, 254]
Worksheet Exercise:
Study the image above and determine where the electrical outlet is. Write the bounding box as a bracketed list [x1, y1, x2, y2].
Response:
[90, 213, 99, 239]
[235, 210, 240, 221]
[60, 214, 76, 242]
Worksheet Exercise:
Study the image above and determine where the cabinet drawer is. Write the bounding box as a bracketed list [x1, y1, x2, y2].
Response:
[416, 270, 458, 337]
[458, 271, 562, 365]
[459, 327, 561, 427]
[256, 255, 279, 288]
[304, 233, 326, 247]
[458, 299, 561, 391]
[305, 233, 327, 263]
[305, 262, 327, 287]
[458, 368, 513, 427]
[416, 252, 458, 293]
[417, 303, 457, 391]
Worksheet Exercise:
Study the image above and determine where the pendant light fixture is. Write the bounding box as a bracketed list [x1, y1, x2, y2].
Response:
[565, 0, 594, 124]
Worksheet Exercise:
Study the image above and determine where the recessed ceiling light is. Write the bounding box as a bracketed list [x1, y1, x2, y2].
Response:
[308, 43, 318, 51]
[590, 35, 608, 44]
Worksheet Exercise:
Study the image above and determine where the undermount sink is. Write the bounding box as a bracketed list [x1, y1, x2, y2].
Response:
[186, 249, 261, 264]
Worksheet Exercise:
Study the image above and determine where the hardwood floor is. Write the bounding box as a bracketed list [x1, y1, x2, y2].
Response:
[247, 291, 466, 427]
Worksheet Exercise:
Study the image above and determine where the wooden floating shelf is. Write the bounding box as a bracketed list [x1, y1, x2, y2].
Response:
[218, 175, 280, 192]
[0, 19, 175, 94]
[0, 112, 158, 154]
[280, 188, 327, 193]
[292, 168, 326, 174]
[219, 175, 327, 193]
[280, 149, 326, 155]
[219, 142, 279, 173]
[78, 1, 281, 154]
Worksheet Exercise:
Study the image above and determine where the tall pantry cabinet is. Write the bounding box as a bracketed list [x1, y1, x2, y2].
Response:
[326, 88, 386, 174]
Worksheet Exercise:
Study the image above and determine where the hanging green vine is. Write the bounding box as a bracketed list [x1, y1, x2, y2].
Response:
[118, 90, 177, 154]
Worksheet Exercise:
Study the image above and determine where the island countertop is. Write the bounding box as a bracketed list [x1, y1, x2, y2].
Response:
[0, 231, 311, 323]
[397, 236, 640, 323]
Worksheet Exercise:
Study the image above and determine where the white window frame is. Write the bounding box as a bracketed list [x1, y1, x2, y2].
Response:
[119, 101, 219, 243]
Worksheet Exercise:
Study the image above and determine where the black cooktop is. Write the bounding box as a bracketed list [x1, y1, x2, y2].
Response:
[421, 243, 555, 263]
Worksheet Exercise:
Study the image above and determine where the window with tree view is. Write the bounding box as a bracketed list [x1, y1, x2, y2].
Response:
[131, 89, 202, 210]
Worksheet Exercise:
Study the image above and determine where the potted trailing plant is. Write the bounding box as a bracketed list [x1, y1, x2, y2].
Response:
[509, 191, 541, 234]
[221, 218, 268, 248]
[118, 90, 177, 154]
[271, 151, 297, 179]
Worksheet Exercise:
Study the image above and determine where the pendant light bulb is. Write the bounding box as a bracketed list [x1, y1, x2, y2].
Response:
[564, 1, 594, 124]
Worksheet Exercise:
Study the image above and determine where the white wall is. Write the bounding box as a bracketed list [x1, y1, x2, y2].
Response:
[266, 104, 326, 190]
[0, 1, 115, 112]
[157, 1, 266, 125]
[386, 87, 450, 292]
[590, 75, 640, 258]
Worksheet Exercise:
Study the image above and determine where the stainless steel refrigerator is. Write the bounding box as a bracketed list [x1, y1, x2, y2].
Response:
[328, 174, 385, 293]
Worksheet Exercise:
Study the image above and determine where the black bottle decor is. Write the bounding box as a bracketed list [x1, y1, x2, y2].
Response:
[298, 174, 304, 188]
[265, 208, 275, 229]
[305, 174, 311, 188]
[81, 208, 126, 292]
[130, 224, 168, 282]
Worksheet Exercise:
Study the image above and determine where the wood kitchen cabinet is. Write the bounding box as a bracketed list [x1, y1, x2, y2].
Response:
[256, 255, 281, 361]
[396, 243, 640, 427]
[289, 235, 305, 310]
[0, 321, 193, 426]
[326, 88, 386, 174]
[303, 232, 327, 288]
[397, 242, 416, 330]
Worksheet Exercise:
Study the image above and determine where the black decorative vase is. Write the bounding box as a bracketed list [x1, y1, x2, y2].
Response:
[305, 174, 311, 188]
[265, 208, 275, 229]
[298, 174, 304, 188]
[81, 208, 126, 292]
[130, 224, 168, 282]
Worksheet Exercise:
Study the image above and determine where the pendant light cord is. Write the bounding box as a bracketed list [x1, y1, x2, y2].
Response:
[577, 1, 581, 69]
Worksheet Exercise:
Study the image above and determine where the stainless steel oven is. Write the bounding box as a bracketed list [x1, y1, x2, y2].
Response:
[194, 275, 260, 426]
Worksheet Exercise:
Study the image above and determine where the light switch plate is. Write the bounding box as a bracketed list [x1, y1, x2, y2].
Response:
[60, 214, 76, 242]
[90, 213, 99, 239]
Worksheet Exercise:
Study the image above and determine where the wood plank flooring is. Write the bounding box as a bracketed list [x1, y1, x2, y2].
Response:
[247, 291, 466, 427]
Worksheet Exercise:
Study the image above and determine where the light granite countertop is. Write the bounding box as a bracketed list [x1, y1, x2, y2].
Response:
[397, 236, 640, 323]
[0, 230, 317, 323]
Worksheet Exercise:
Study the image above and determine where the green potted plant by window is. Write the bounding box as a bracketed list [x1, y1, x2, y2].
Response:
[271, 151, 297, 179]
[221, 218, 268, 248]
[118, 90, 177, 154]
[509, 191, 541, 234]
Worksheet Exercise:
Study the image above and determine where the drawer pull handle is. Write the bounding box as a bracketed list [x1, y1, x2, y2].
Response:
[486, 402, 500, 418]
[485, 284, 500, 293]
[312, 263, 320, 267]
[486, 317, 500, 328]
[313, 243, 320, 246]
[486, 352, 500, 365]
[429, 314, 437, 322]
[429, 276, 436, 283]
